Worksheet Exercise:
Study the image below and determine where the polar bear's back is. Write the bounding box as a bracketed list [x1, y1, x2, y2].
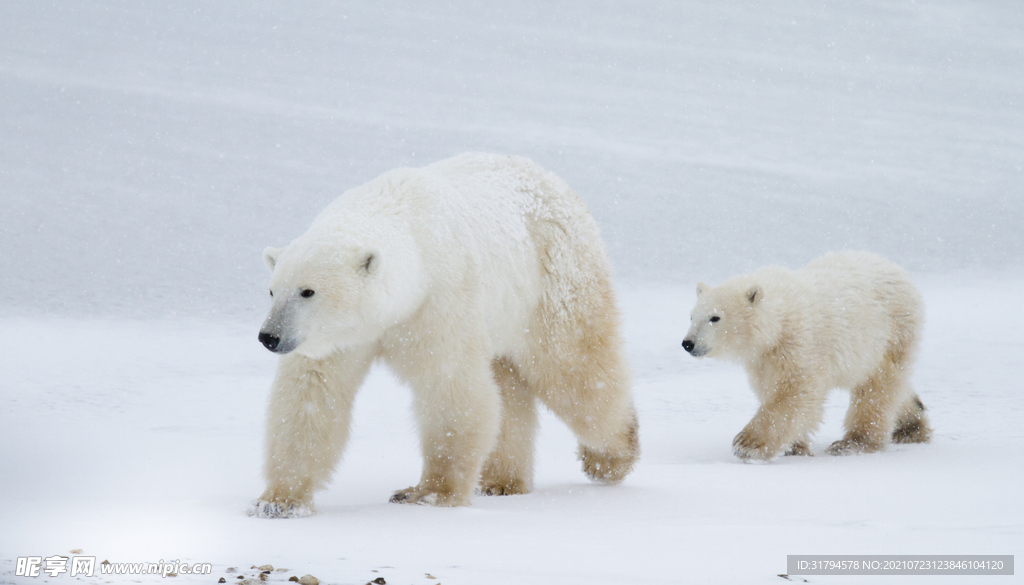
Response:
[422, 153, 614, 352]
[801, 251, 921, 318]
[794, 251, 922, 386]
[425, 153, 597, 240]
[427, 152, 609, 271]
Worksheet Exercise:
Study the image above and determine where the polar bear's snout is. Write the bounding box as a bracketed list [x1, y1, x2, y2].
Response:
[681, 337, 708, 357]
[682, 320, 710, 357]
[259, 305, 302, 354]
[258, 332, 280, 352]
[257, 327, 299, 354]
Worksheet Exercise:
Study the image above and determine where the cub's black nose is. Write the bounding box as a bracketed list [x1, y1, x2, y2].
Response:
[259, 332, 280, 351]
[682, 339, 695, 353]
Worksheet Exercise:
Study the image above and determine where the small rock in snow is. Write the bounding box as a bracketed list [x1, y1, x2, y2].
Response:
[298, 575, 319, 585]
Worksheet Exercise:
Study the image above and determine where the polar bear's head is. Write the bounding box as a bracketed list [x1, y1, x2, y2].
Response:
[681, 277, 779, 360]
[258, 220, 426, 359]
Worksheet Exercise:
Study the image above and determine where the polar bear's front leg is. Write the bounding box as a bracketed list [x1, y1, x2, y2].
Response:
[248, 346, 375, 518]
[389, 352, 500, 507]
[734, 384, 825, 461]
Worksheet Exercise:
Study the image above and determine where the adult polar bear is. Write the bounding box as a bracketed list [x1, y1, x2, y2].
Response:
[682, 251, 931, 460]
[249, 153, 639, 517]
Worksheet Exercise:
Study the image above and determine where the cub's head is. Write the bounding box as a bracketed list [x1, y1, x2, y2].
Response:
[258, 228, 424, 359]
[681, 278, 775, 360]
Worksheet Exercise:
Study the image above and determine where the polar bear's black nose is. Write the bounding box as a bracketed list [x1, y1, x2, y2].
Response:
[682, 339, 695, 353]
[259, 332, 280, 351]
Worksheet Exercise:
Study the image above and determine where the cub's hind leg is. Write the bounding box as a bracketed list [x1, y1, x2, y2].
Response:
[828, 352, 911, 455]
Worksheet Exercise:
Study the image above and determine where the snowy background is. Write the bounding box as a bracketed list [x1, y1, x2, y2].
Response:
[1, 1, 1021, 584]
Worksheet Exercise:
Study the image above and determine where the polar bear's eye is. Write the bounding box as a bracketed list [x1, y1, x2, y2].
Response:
[301, 289, 315, 298]
[710, 316, 720, 323]
[269, 290, 273, 297]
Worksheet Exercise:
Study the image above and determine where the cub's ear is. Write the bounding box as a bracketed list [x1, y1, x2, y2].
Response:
[696, 282, 708, 297]
[263, 246, 283, 272]
[746, 285, 763, 305]
[358, 249, 380, 274]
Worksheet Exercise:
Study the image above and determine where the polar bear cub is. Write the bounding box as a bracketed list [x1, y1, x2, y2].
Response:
[248, 153, 639, 517]
[682, 251, 931, 460]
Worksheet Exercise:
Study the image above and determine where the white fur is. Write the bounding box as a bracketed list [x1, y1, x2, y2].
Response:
[249, 153, 639, 515]
[683, 251, 931, 460]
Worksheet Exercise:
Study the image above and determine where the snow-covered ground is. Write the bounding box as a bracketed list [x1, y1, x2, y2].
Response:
[2, 1, 1022, 584]
[1, 282, 1021, 584]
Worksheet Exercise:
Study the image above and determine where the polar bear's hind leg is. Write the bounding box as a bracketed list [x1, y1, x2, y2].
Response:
[479, 357, 538, 496]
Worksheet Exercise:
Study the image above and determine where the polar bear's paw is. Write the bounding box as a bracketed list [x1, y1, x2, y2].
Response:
[579, 445, 637, 485]
[579, 416, 640, 485]
[892, 397, 932, 444]
[247, 499, 315, 519]
[783, 441, 812, 456]
[389, 486, 461, 506]
[826, 438, 860, 455]
[826, 435, 884, 456]
[478, 479, 529, 496]
[732, 429, 780, 462]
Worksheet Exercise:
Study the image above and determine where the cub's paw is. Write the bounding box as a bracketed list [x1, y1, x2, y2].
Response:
[732, 429, 779, 461]
[825, 439, 858, 456]
[783, 441, 812, 456]
[389, 486, 461, 507]
[826, 435, 883, 456]
[477, 479, 529, 496]
[247, 499, 314, 519]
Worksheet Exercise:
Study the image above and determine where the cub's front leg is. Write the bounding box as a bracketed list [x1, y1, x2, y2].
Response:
[733, 415, 786, 461]
[733, 381, 824, 462]
[248, 347, 374, 518]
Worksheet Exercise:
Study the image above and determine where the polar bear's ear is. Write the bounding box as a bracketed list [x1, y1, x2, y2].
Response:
[696, 282, 708, 297]
[746, 285, 763, 305]
[358, 249, 379, 275]
[263, 246, 283, 272]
